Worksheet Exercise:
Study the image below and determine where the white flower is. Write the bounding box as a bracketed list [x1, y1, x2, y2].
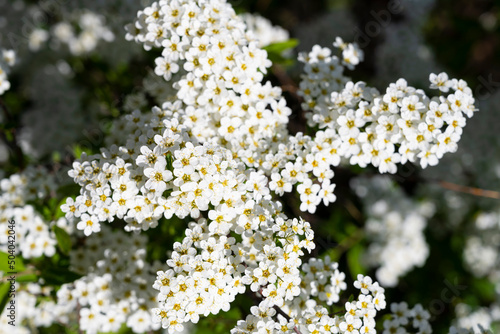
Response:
[144, 158, 173, 194]
[77, 213, 101, 236]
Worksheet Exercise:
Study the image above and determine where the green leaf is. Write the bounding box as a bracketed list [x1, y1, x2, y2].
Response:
[52, 226, 72, 255]
[0, 283, 11, 314]
[267, 53, 295, 67]
[53, 198, 69, 220]
[42, 205, 53, 221]
[263, 39, 299, 67]
[346, 243, 366, 280]
[0, 251, 25, 273]
[16, 273, 38, 283]
[262, 39, 299, 54]
[52, 151, 61, 163]
[72, 144, 92, 159]
[57, 184, 81, 199]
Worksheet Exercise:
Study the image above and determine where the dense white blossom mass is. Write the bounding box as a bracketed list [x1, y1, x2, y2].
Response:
[0, 0, 489, 332]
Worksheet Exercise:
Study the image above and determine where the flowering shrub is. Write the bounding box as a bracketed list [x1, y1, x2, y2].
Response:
[0, 0, 499, 333]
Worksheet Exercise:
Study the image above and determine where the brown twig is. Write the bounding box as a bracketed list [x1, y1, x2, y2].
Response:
[345, 200, 363, 223]
[76, 301, 83, 334]
[334, 228, 364, 255]
[271, 65, 301, 99]
[437, 180, 500, 200]
[246, 287, 302, 334]
[273, 305, 302, 334]
[0, 268, 40, 282]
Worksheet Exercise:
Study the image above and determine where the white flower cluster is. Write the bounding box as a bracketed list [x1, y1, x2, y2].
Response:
[1, 0, 144, 63]
[383, 302, 432, 334]
[299, 42, 477, 173]
[452, 303, 500, 334]
[265, 131, 339, 213]
[352, 176, 435, 287]
[449, 326, 494, 334]
[52, 10, 115, 56]
[0, 225, 162, 334]
[63, 109, 317, 331]
[464, 212, 500, 289]
[55, 226, 161, 334]
[55, 0, 484, 333]
[233, 272, 386, 334]
[63, 112, 198, 233]
[0, 48, 15, 95]
[381, 302, 499, 334]
[0, 289, 42, 333]
[0, 166, 56, 208]
[0, 167, 62, 258]
[153, 213, 313, 333]
[125, 0, 291, 166]
[297, 38, 363, 114]
[240, 13, 290, 48]
[298, 256, 347, 306]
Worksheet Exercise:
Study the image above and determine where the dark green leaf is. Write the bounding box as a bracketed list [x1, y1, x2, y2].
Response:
[52, 226, 72, 255]
[39, 266, 81, 285]
[262, 39, 299, 54]
[346, 243, 365, 280]
[0, 283, 11, 314]
[0, 251, 25, 273]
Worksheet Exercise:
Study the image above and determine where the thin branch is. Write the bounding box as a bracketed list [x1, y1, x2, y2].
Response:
[246, 286, 302, 334]
[0, 268, 40, 283]
[76, 301, 83, 334]
[271, 65, 301, 99]
[273, 305, 302, 334]
[334, 228, 364, 255]
[437, 180, 500, 200]
[345, 200, 363, 223]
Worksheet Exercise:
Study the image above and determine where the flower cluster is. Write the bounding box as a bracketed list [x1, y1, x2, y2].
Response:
[64, 111, 316, 331]
[125, 0, 291, 166]
[452, 303, 500, 334]
[153, 214, 313, 333]
[0, 48, 15, 95]
[463, 212, 500, 294]
[58, 226, 161, 334]
[0, 290, 40, 333]
[233, 272, 386, 333]
[49, 0, 484, 333]
[0, 225, 162, 334]
[298, 256, 347, 306]
[383, 302, 432, 334]
[0, 167, 61, 258]
[298, 43, 477, 173]
[62, 112, 193, 234]
[240, 13, 290, 48]
[52, 10, 115, 56]
[265, 131, 339, 213]
[382, 302, 500, 334]
[352, 176, 435, 287]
